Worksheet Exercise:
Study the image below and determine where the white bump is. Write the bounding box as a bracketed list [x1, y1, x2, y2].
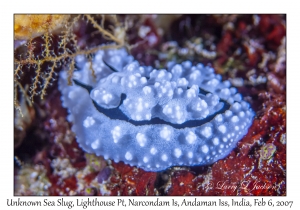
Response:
[239, 111, 245, 118]
[223, 137, 228, 142]
[186, 131, 197, 144]
[111, 126, 121, 143]
[161, 154, 168, 161]
[231, 116, 239, 123]
[150, 147, 157, 155]
[215, 114, 223, 122]
[174, 148, 182, 158]
[225, 110, 232, 117]
[135, 115, 142, 120]
[137, 103, 143, 112]
[143, 157, 149, 163]
[158, 71, 165, 78]
[125, 152, 133, 161]
[208, 78, 219, 86]
[232, 102, 241, 111]
[140, 77, 147, 84]
[201, 100, 208, 108]
[202, 145, 209, 154]
[111, 76, 119, 83]
[165, 107, 172, 114]
[102, 93, 113, 104]
[129, 75, 135, 81]
[176, 88, 183, 94]
[221, 88, 230, 96]
[201, 126, 212, 138]
[83, 116, 95, 128]
[188, 152, 193, 158]
[235, 126, 239, 131]
[186, 89, 196, 98]
[212, 137, 219, 145]
[68, 91, 77, 100]
[160, 127, 171, 141]
[218, 125, 226, 134]
[93, 89, 100, 97]
[136, 133, 147, 147]
[91, 139, 100, 149]
[143, 86, 152, 94]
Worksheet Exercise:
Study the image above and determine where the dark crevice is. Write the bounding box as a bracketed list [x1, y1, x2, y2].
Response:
[102, 59, 118, 72]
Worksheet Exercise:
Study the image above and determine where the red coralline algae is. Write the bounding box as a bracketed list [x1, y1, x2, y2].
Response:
[106, 162, 157, 196]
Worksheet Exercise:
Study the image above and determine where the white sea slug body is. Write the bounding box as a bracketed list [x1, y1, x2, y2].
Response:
[59, 48, 255, 172]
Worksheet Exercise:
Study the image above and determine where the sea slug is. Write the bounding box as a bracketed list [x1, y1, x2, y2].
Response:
[58, 48, 254, 171]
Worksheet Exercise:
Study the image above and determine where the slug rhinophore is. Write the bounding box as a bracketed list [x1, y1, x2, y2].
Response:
[58, 48, 254, 171]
